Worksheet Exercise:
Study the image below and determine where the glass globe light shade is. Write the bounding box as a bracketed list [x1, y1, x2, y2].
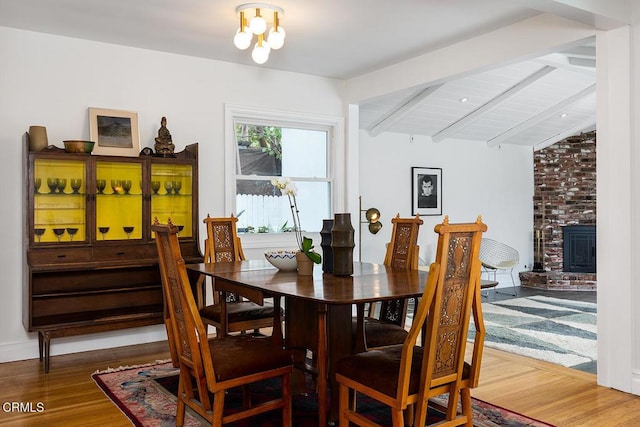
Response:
[267, 26, 286, 50]
[252, 43, 270, 64]
[233, 28, 252, 50]
[249, 15, 267, 35]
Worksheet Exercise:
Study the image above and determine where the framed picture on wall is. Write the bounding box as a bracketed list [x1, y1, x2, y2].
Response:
[411, 167, 442, 216]
[89, 108, 140, 157]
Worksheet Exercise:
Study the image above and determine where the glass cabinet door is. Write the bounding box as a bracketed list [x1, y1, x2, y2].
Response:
[33, 159, 87, 244]
[151, 164, 193, 238]
[96, 161, 143, 241]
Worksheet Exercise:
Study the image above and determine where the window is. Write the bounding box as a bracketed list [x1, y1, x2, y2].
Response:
[225, 105, 343, 239]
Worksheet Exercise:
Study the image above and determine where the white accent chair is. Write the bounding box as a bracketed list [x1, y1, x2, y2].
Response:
[479, 238, 519, 296]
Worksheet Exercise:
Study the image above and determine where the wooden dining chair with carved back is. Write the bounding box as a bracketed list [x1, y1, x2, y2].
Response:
[337, 216, 487, 427]
[153, 220, 293, 427]
[196, 214, 278, 336]
[353, 214, 423, 351]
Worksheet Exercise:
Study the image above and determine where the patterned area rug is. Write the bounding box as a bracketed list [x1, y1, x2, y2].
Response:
[469, 295, 597, 373]
[92, 360, 554, 426]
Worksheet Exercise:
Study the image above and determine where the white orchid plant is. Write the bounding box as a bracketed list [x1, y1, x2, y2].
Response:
[271, 177, 321, 264]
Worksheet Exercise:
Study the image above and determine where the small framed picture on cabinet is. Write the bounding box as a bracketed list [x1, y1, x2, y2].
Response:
[89, 108, 140, 157]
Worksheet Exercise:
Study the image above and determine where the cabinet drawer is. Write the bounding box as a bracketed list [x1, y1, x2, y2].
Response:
[92, 245, 156, 261]
[28, 248, 91, 266]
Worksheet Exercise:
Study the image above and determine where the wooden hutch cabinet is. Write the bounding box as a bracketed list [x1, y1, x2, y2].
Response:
[23, 143, 201, 372]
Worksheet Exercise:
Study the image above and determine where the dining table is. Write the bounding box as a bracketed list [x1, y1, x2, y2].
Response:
[186, 259, 431, 426]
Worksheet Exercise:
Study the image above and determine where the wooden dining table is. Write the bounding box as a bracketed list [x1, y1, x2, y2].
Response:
[186, 259, 430, 426]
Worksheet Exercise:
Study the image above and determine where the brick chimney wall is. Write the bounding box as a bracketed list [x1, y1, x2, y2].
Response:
[533, 131, 596, 272]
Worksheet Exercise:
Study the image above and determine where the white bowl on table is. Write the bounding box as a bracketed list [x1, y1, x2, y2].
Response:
[264, 250, 298, 271]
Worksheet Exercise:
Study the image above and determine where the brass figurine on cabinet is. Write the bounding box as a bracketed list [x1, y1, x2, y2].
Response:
[154, 116, 175, 157]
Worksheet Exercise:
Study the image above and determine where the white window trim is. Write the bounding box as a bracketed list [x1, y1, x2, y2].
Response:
[224, 104, 345, 250]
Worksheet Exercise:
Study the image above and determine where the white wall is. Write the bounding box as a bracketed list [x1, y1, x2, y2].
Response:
[0, 26, 345, 362]
[358, 132, 533, 288]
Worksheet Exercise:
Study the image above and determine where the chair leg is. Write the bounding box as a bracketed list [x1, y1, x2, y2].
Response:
[338, 383, 350, 427]
[282, 372, 292, 427]
[461, 388, 473, 427]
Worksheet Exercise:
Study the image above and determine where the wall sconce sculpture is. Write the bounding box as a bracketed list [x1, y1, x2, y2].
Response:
[359, 196, 382, 261]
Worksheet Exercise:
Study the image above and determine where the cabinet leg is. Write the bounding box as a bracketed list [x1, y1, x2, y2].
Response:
[43, 332, 51, 373]
[38, 331, 44, 361]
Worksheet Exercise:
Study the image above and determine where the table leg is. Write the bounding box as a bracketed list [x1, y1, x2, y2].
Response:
[316, 304, 328, 427]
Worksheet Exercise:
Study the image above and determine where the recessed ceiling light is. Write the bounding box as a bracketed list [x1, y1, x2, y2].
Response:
[559, 113, 568, 118]
[459, 97, 468, 103]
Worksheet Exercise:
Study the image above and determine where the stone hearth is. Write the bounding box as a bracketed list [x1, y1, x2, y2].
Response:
[519, 271, 596, 291]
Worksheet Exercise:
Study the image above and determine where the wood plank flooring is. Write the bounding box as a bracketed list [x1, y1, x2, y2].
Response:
[1, 339, 639, 426]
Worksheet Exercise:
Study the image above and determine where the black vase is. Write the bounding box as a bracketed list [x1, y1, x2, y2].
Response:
[331, 213, 355, 276]
[320, 219, 334, 273]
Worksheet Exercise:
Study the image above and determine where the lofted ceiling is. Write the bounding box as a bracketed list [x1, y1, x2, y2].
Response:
[0, 1, 624, 150]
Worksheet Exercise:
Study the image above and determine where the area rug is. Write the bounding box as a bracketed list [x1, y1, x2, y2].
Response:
[92, 360, 554, 426]
[469, 295, 597, 373]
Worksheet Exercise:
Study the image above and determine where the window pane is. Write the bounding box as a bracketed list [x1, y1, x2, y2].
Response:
[236, 124, 327, 178]
[236, 179, 330, 234]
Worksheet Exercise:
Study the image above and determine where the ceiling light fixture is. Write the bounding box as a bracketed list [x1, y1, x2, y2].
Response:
[559, 113, 568, 118]
[459, 97, 469, 103]
[234, 3, 285, 65]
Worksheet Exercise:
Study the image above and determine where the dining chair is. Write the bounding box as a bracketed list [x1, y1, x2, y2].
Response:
[353, 214, 423, 351]
[196, 214, 278, 336]
[153, 220, 293, 427]
[337, 215, 487, 427]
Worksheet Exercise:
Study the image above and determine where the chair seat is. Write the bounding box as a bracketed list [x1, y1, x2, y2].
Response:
[210, 335, 293, 382]
[199, 300, 281, 324]
[351, 318, 409, 349]
[336, 345, 470, 398]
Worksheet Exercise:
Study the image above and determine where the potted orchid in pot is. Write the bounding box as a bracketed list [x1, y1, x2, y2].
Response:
[272, 177, 321, 275]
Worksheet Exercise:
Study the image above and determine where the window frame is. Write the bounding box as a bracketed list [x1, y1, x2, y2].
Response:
[224, 104, 345, 249]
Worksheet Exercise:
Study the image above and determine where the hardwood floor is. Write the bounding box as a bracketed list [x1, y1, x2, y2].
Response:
[1, 289, 635, 426]
[1, 338, 639, 426]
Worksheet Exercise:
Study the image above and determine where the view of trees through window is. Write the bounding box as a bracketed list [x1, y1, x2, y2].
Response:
[234, 122, 330, 234]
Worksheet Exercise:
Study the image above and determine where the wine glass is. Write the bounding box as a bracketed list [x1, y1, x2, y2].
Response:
[111, 179, 122, 195]
[122, 180, 132, 194]
[164, 181, 173, 195]
[70, 179, 82, 194]
[66, 227, 78, 241]
[34, 228, 45, 242]
[53, 228, 65, 242]
[173, 180, 182, 195]
[96, 179, 106, 194]
[47, 178, 59, 194]
[57, 178, 67, 194]
[34, 178, 41, 194]
[123, 226, 134, 239]
[98, 226, 110, 240]
[151, 181, 161, 194]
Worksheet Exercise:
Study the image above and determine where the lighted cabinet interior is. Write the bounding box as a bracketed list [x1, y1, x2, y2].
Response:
[24, 143, 201, 372]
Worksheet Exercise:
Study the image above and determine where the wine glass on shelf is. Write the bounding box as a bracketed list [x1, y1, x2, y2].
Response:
[164, 181, 173, 195]
[47, 178, 59, 194]
[111, 179, 122, 195]
[98, 226, 110, 240]
[66, 227, 78, 241]
[57, 178, 67, 194]
[96, 179, 106, 194]
[151, 181, 161, 194]
[122, 180, 132, 195]
[173, 180, 182, 195]
[34, 228, 45, 242]
[53, 228, 65, 242]
[123, 226, 135, 239]
[70, 179, 82, 194]
[34, 178, 41, 194]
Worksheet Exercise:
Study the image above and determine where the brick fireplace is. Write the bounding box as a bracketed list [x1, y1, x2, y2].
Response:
[519, 131, 597, 291]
